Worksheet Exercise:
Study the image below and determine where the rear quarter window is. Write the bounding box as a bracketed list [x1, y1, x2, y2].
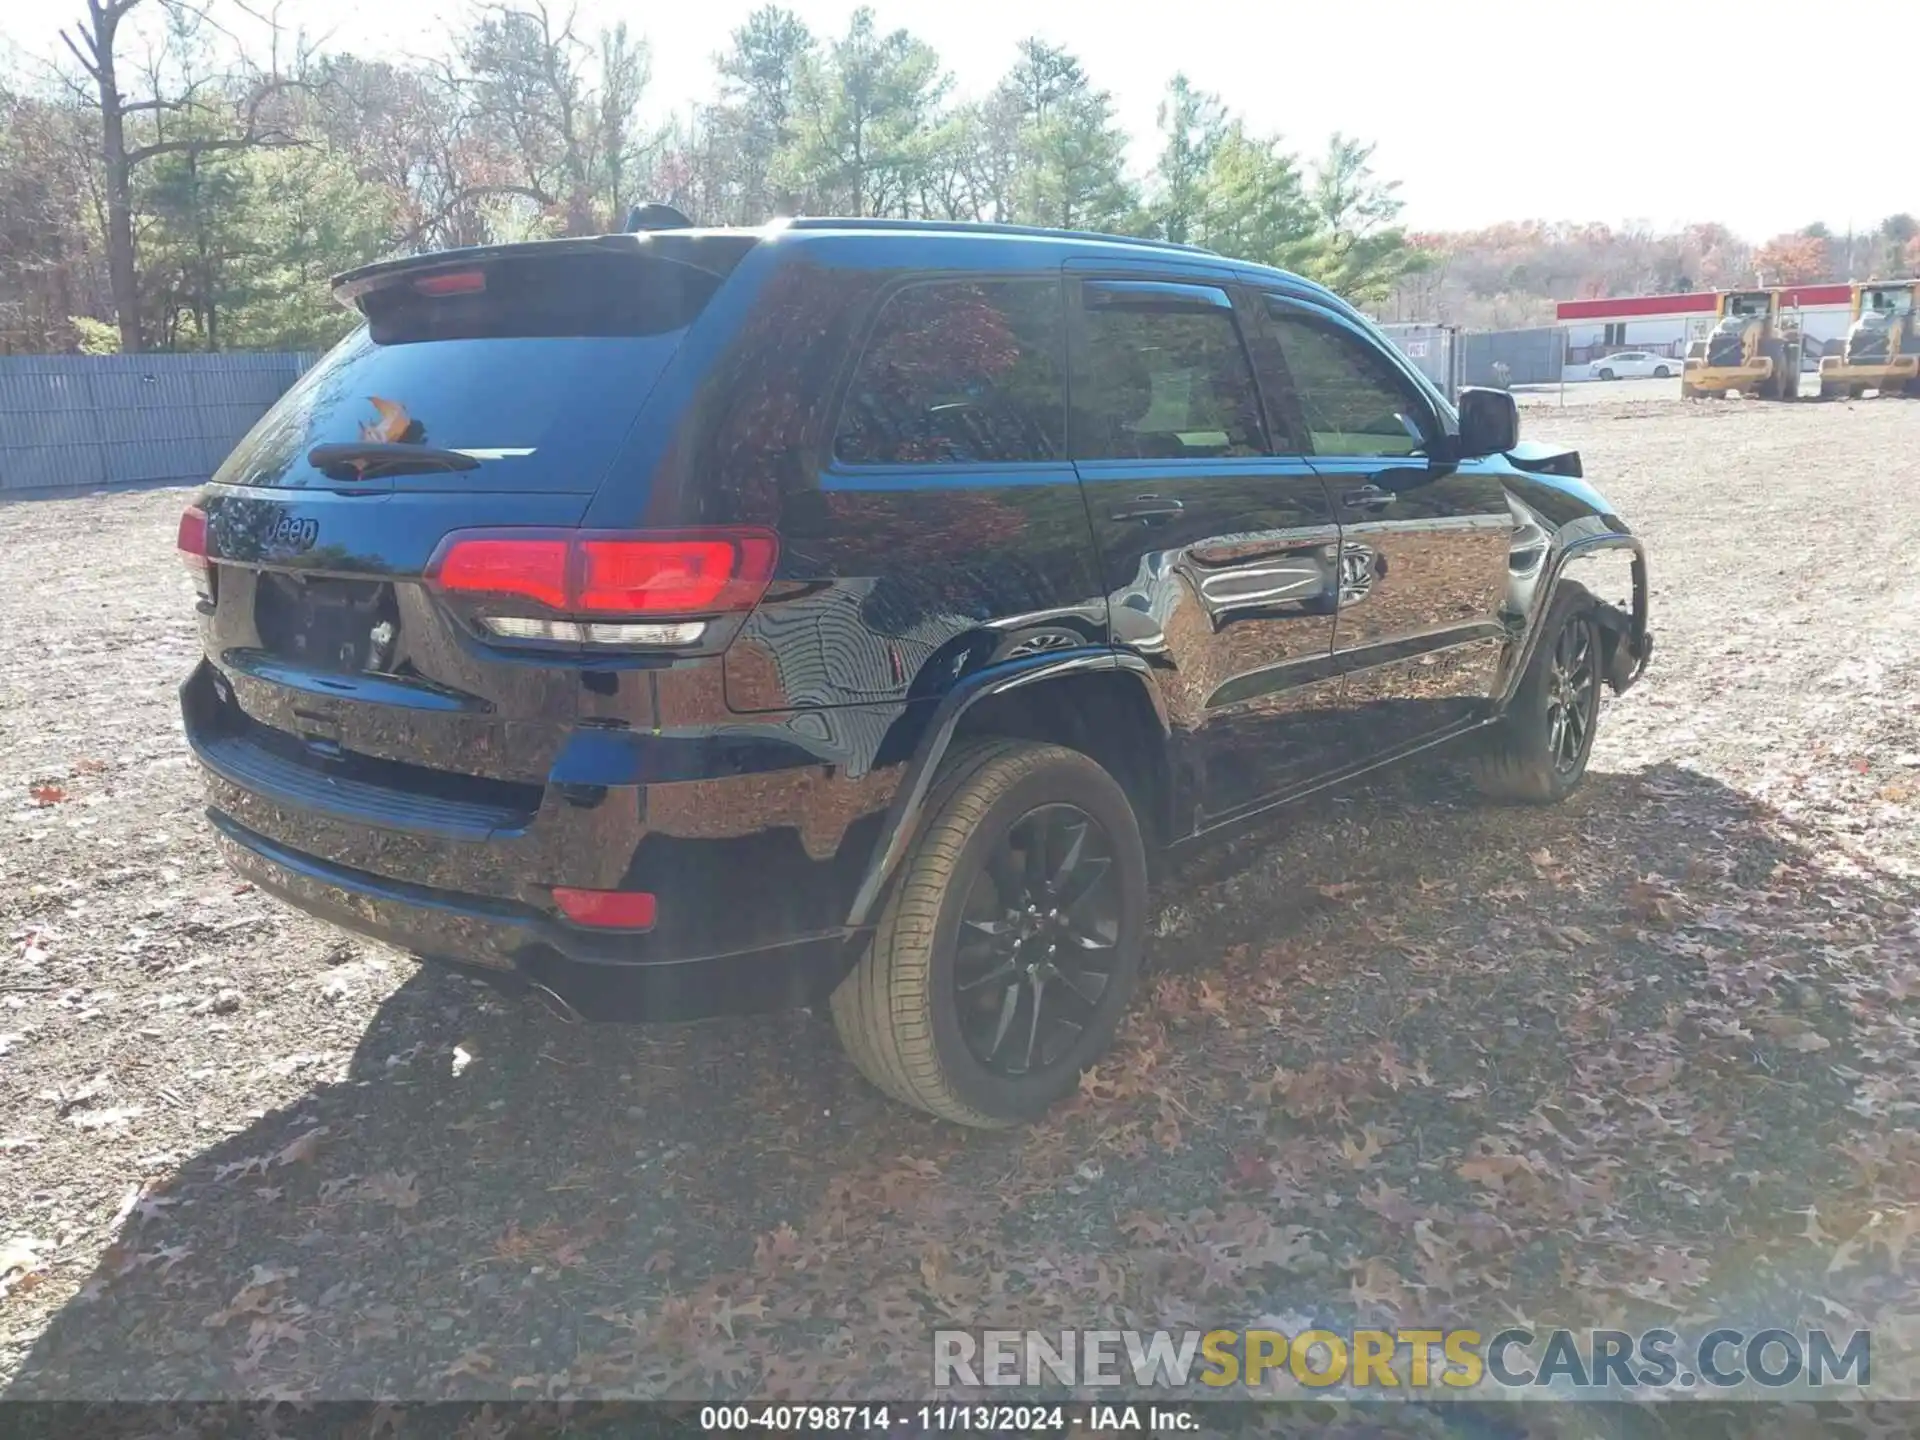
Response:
[833, 278, 1066, 466]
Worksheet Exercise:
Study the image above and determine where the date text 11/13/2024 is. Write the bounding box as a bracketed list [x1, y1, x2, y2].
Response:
[698, 1405, 1198, 1433]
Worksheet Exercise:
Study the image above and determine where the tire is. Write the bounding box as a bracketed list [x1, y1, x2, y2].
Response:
[1598, 368, 1615, 381]
[1653, 365, 1670, 378]
[830, 738, 1149, 1128]
[1467, 583, 1603, 805]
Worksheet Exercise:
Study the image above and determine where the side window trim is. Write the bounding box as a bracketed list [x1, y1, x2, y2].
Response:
[1259, 294, 1444, 456]
[1084, 278, 1234, 311]
[1230, 283, 1311, 456]
[1066, 273, 1271, 462]
[825, 271, 1071, 472]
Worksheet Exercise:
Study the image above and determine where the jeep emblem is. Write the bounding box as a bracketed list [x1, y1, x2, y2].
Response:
[267, 515, 320, 553]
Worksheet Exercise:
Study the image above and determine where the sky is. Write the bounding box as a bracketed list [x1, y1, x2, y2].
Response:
[7, 0, 1916, 240]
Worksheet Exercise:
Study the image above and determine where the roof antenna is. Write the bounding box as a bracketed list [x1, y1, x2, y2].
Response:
[625, 202, 692, 232]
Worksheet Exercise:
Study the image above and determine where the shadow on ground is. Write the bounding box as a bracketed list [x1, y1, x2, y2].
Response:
[10, 762, 1918, 1411]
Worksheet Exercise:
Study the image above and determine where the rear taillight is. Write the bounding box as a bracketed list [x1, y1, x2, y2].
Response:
[178, 505, 212, 594]
[412, 269, 487, 296]
[552, 887, 657, 929]
[426, 528, 777, 650]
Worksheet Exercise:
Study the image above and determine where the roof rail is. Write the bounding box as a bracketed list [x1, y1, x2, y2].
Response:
[776, 216, 1217, 257]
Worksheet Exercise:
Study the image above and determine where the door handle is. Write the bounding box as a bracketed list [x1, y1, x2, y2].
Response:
[1109, 495, 1185, 523]
[1342, 485, 1395, 511]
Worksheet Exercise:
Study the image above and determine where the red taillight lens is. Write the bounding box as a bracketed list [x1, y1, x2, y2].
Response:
[577, 535, 777, 613]
[178, 504, 210, 580]
[434, 537, 570, 610]
[429, 529, 778, 619]
[551, 887, 656, 929]
[413, 270, 487, 296]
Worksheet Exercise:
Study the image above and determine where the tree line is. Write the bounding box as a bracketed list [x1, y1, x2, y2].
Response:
[0, 0, 1426, 355]
[1385, 218, 1920, 330]
[7, 1, 1914, 356]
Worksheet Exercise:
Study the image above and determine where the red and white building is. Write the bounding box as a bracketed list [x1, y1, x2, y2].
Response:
[1556, 284, 1855, 364]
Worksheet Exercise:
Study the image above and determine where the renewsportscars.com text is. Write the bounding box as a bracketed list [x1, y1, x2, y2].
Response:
[933, 1327, 1872, 1393]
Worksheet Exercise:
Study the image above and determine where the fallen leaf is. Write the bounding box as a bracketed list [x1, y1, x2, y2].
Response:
[204, 1264, 292, 1326]
[358, 1172, 421, 1210]
[1457, 1153, 1534, 1189]
[28, 784, 68, 806]
[439, 1347, 495, 1381]
[1783, 1032, 1832, 1052]
[273, 1126, 329, 1167]
[1340, 1128, 1385, 1171]
[712, 1295, 767, 1340]
[1349, 1257, 1416, 1313]
[68, 1106, 143, 1131]
[110, 1183, 144, 1229]
[1, 1237, 46, 1297]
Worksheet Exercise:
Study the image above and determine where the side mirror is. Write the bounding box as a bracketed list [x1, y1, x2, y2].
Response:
[1455, 386, 1519, 459]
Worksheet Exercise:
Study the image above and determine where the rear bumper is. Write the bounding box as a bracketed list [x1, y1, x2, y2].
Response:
[210, 809, 858, 1020]
[180, 659, 892, 1020]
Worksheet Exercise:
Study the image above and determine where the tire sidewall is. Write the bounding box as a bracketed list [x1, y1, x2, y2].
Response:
[1511, 597, 1602, 798]
[921, 754, 1148, 1121]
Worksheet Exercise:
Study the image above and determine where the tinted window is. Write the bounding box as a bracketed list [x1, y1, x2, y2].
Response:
[1074, 290, 1267, 461]
[215, 252, 714, 493]
[1264, 303, 1430, 458]
[834, 279, 1065, 465]
[213, 328, 687, 494]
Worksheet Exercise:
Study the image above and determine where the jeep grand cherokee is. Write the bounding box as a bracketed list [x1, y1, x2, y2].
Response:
[178, 214, 1652, 1127]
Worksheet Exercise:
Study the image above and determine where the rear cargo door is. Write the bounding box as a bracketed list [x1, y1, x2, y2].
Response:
[192, 245, 725, 784]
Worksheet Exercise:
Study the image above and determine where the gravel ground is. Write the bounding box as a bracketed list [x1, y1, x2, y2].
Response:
[1515, 372, 1817, 407]
[3, 394, 1920, 1411]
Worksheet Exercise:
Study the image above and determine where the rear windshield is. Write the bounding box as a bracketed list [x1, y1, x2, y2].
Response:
[212, 251, 720, 494]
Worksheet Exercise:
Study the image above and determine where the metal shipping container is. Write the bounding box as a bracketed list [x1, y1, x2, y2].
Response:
[1376, 323, 1464, 403]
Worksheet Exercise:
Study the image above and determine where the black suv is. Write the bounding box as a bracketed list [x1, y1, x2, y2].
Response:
[178, 216, 1652, 1127]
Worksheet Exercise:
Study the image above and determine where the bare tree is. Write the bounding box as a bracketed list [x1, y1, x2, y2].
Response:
[458, 1, 650, 236]
[59, 0, 301, 350]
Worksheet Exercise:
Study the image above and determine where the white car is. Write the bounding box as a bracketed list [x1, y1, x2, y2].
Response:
[1589, 351, 1680, 381]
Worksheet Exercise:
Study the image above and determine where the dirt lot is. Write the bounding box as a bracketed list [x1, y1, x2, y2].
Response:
[3, 395, 1920, 1411]
[1515, 372, 1819, 407]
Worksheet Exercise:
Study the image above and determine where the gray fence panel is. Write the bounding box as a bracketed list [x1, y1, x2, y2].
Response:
[1461, 328, 1566, 388]
[0, 351, 318, 497]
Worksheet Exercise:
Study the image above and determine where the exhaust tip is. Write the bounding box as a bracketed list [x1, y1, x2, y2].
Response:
[527, 981, 585, 1025]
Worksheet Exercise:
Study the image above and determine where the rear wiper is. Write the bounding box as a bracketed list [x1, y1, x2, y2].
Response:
[307, 442, 481, 478]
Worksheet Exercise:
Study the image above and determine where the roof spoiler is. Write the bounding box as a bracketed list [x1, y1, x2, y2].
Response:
[625, 202, 693, 233]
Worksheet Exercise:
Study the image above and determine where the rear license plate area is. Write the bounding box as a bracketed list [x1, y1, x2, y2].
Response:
[254, 572, 402, 674]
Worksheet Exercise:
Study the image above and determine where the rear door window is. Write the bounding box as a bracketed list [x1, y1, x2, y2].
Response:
[1071, 281, 1268, 460]
[213, 250, 722, 494]
[832, 278, 1066, 465]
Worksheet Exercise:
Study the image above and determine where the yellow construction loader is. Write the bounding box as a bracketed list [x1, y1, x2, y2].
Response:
[1681, 289, 1804, 400]
[1817, 281, 1920, 399]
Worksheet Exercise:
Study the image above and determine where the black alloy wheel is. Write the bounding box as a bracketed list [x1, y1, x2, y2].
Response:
[952, 803, 1122, 1077]
[1544, 617, 1598, 778]
[1466, 584, 1605, 805]
[829, 738, 1148, 1127]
